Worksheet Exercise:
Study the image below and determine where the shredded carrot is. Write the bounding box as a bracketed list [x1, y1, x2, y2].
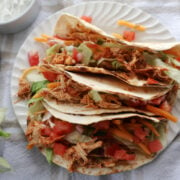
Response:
[140, 119, 160, 137]
[112, 120, 122, 125]
[41, 34, 51, 38]
[47, 82, 61, 89]
[34, 37, 48, 42]
[32, 92, 43, 99]
[137, 143, 151, 155]
[112, 33, 124, 40]
[146, 105, 178, 123]
[21, 66, 39, 79]
[117, 20, 146, 31]
[110, 127, 133, 142]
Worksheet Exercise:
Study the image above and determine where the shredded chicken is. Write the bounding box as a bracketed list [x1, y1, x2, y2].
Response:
[17, 79, 31, 99]
[51, 51, 75, 65]
[64, 140, 103, 171]
[26, 120, 63, 149]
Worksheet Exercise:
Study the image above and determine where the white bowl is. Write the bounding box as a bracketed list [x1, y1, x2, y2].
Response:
[0, 0, 40, 34]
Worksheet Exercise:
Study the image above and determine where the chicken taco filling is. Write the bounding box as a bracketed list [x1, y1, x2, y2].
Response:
[26, 102, 166, 171]
[17, 64, 178, 116]
[32, 14, 180, 86]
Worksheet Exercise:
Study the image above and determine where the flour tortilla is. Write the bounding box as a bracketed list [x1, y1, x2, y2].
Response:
[41, 64, 171, 102]
[43, 99, 155, 116]
[54, 13, 180, 51]
[54, 13, 180, 87]
[39, 104, 167, 175]
[43, 102, 161, 124]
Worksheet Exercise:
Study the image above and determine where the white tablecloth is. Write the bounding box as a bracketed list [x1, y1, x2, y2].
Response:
[0, 0, 180, 180]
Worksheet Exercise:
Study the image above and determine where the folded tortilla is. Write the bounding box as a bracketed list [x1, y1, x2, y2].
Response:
[26, 101, 167, 175]
[51, 13, 180, 87]
[35, 64, 177, 111]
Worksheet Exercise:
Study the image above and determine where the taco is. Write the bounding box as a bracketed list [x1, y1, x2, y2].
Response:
[26, 99, 167, 175]
[34, 13, 180, 87]
[17, 64, 178, 122]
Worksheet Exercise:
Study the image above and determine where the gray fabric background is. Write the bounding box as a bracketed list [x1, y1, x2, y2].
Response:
[0, 0, 180, 179]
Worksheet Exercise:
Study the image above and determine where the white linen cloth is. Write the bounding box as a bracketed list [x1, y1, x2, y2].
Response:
[0, 0, 180, 179]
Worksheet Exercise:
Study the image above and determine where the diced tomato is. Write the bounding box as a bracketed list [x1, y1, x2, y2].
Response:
[147, 78, 159, 85]
[127, 98, 146, 108]
[53, 120, 74, 136]
[81, 16, 92, 23]
[114, 149, 136, 160]
[72, 48, 80, 62]
[41, 127, 52, 137]
[105, 144, 119, 157]
[160, 101, 172, 112]
[53, 143, 68, 156]
[94, 121, 110, 130]
[134, 127, 147, 141]
[86, 43, 100, 49]
[176, 57, 180, 62]
[28, 52, 39, 66]
[42, 71, 58, 82]
[123, 31, 135, 42]
[149, 96, 165, 105]
[148, 139, 163, 153]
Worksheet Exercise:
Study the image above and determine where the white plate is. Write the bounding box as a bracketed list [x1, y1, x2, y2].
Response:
[11, 1, 179, 173]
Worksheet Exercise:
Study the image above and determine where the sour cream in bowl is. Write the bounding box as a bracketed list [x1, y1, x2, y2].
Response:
[0, 0, 40, 34]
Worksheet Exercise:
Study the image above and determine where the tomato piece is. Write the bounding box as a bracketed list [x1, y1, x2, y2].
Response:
[81, 16, 92, 23]
[94, 121, 110, 130]
[42, 71, 58, 82]
[72, 48, 79, 62]
[160, 101, 171, 112]
[123, 31, 135, 42]
[86, 43, 100, 49]
[147, 78, 159, 85]
[148, 139, 163, 153]
[53, 120, 74, 135]
[114, 150, 136, 160]
[149, 96, 165, 105]
[41, 127, 51, 137]
[28, 52, 39, 66]
[105, 144, 119, 157]
[176, 57, 180, 62]
[134, 127, 147, 141]
[53, 143, 68, 156]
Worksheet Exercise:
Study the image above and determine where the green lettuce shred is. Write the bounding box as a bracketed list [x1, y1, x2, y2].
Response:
[89, 90, 102, 103]
[78, 43, 92, 65]
[31, 80, 49, 94]
[0, 157, 11, 173]
[45, 148, 53, 164]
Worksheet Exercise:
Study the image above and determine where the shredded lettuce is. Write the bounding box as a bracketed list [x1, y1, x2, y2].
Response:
[112, 60, 123, 70]
[31, 80, 49, 94]
[28, 97, 43, 105]
[78, 43, 92, 65]
[144, 52, 180, 83]
[29, 101, 44, 115]
[0, 130, 10, 138]
[46, 44, 61, 57]
[89, 90, 102, 103]
[65, 131, 92, 144]
[0, 108, 6, 124]
[0, 108, 11, 172]
[0, 157, 11, 173]
[45, 148, 53, 164]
